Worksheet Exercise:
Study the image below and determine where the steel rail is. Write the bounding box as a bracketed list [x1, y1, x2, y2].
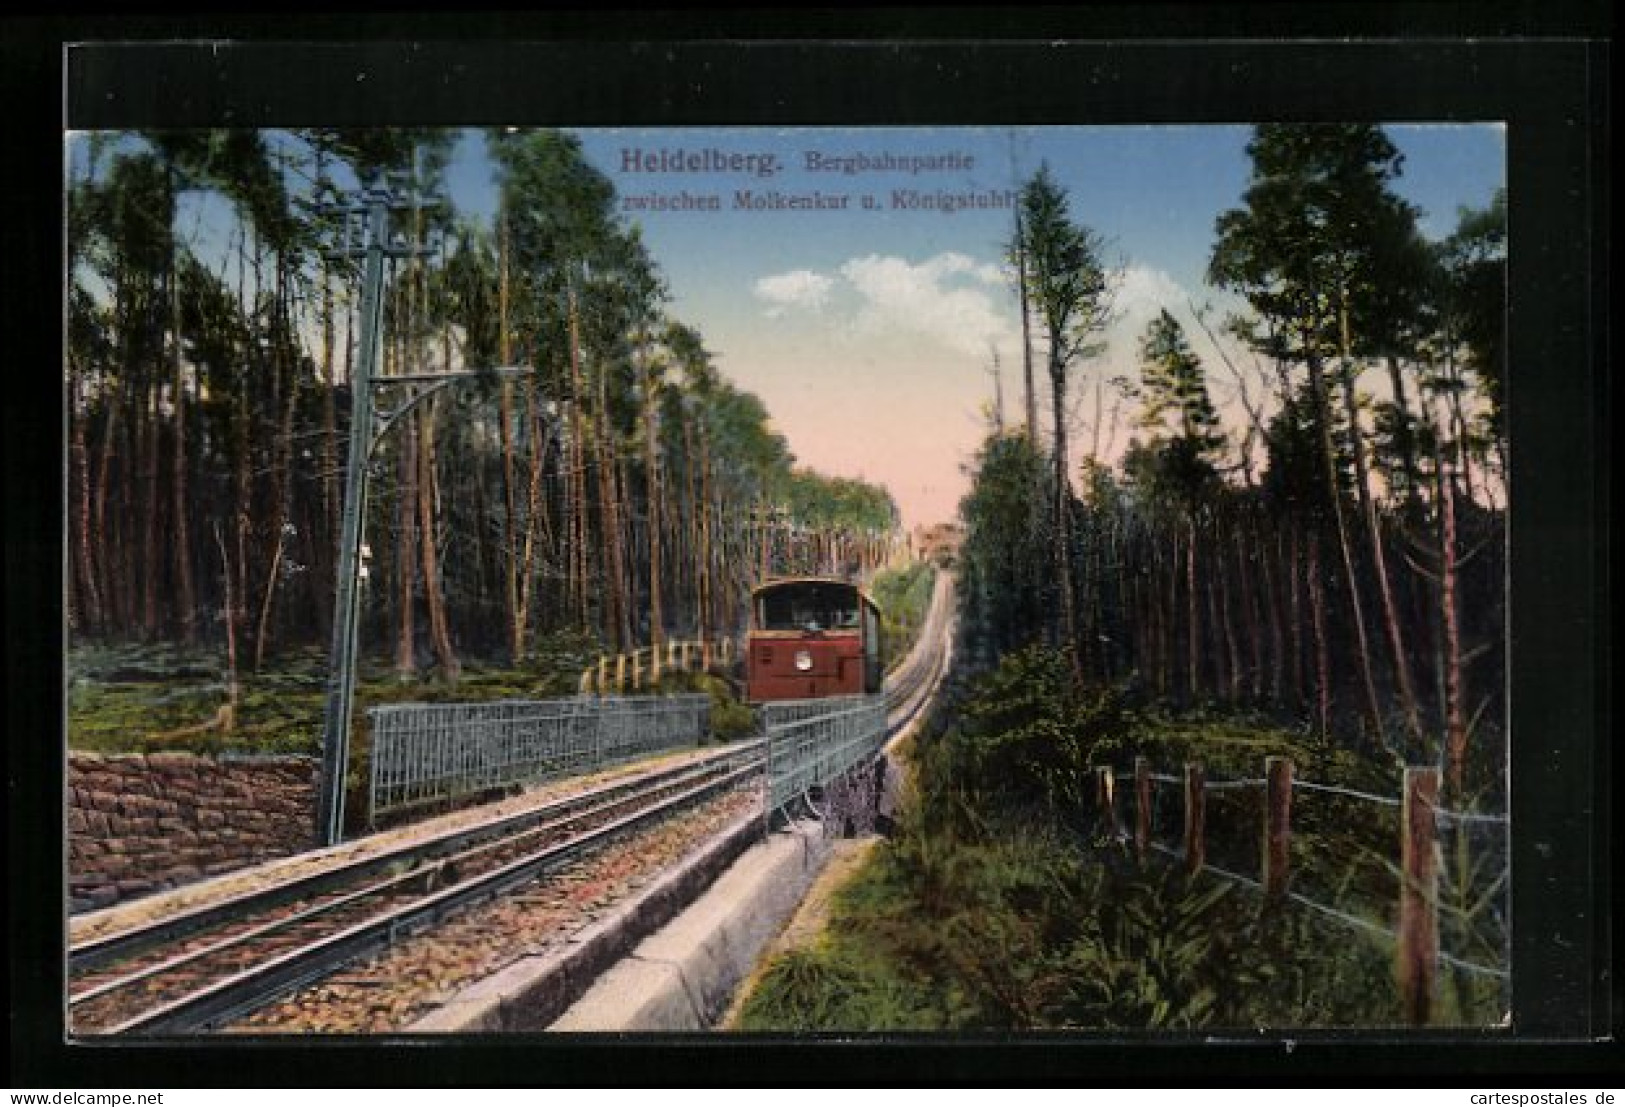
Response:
[98, 759, 761, 1036]
[82, 573, 953, 1035]
[70, 754, 756, 1020]
[70, 739, 762, 978]
[881, 572, 954, 735]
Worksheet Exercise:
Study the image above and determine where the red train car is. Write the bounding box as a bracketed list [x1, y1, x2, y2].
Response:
[746, 576, 883, 702]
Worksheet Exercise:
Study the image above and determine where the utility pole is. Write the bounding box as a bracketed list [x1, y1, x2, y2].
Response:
[315, 176, 392, 849]
[315, 175, 535, 847]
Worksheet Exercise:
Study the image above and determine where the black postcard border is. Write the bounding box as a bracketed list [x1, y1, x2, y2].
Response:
[8, 19, 1614, 1087]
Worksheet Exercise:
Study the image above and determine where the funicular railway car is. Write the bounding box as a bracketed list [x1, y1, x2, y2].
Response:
[746, 576, 883, 702]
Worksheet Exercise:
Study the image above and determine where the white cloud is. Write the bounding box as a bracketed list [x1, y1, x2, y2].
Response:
[837, 252, 1017, 359]
[753, 269, 835, 316]
[1108, 264, 1190, 349]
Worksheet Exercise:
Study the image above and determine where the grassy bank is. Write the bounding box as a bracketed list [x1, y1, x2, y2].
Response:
[734, 646, 1507, 1032]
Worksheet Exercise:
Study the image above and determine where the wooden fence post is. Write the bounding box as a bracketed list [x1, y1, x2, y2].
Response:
[598, 656, 609, 694]
[614, 654, 627, 692]
[1263, 756, 1293, 900]
[1134, 756, 1151, 862]
[1398, 766, 1440, 1026]
[1183, 761, 1205, 876]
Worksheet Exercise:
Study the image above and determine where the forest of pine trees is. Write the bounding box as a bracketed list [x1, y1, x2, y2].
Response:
[67, 122, 1508, 806]
[959, 125, 1506, 802]
[66, 127, 902, 695]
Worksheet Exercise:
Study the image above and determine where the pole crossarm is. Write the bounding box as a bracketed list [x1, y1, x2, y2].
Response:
[367, 366, 541, 460]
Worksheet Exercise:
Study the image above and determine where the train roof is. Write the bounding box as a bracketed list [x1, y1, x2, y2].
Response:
[750, 575, 879, 607]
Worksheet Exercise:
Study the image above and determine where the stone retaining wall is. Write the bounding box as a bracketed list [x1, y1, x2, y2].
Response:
[68, 752, 319, 913]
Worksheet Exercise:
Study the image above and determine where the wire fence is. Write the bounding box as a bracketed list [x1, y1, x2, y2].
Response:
[367, 693, 711, 820]
[759, 695, 872, 728]
[761, 695, 889, 823]
[1120, 755, 1510, 1020]
[1289, 779, 1404, 933]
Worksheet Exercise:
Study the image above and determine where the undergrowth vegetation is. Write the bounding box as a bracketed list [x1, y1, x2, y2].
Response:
[735, 645, 1506, 1032]
[869, 562, 936, 671]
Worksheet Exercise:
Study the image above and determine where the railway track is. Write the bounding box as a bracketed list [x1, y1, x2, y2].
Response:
[880, 571, 955, 739]
[67, 743, 760, 1035]
[68, 572, 957, 1036]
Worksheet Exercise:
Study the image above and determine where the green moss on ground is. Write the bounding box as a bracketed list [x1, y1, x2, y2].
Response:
[65, 632, 755, 756]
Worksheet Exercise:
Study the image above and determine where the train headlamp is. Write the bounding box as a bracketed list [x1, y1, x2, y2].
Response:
[794, 649, 814, 672]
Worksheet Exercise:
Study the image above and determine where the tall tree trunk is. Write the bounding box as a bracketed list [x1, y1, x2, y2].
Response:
[213, 524, 241, 732]
[169, 243, 197, 643]
[1338, 304, 1424, 741]
[1385, 354, 1426, 520]
[1203, 520, 1231, 698]
[682, 417, 700, 637]
[92, 380, 121, 633]
[395, 366, 419, 678]
[1439, 462, 1468, 799]
[643, 354, 664, 665]
[698, 429, 714, 648]
[1306, 528, 1332, 738]
[1049, 358, 1079, 667]
[1443, 346, 1476, 502]
[497, 211, 525, 662]
[1233, 522, 1263, 700]
[254, 259, 301, 670]
[515, 382, 546, 648]
[1162, 535, 1177, 699]
[566, 285, 591, 633]
[113, 374, 137, 631]
[318, 260, 342, 640]
[498, 375, 522, 659]
[141, 381, 162, 639]
[232, 233, 255, 676]
[1221, 521, 1250, 700]
[1015, 213, 1038, 444]
[1185, 520, 1199, 702]
[1255, 517, 1285, 704]
[611, 454, 635, 650]
[418, 402, 460, 680]
[1308, 348, 1386, 745]
[1286, 524, 1304, 710]
[71, 371, 104, 634]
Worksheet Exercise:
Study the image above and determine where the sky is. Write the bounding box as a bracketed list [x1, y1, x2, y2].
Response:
[74, 124, 1506, 531]
[516, 125, 1502, 530]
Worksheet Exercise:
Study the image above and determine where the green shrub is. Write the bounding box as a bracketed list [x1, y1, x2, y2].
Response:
[731, 644, 1462, 1032]
[945, 646, 1130, 818]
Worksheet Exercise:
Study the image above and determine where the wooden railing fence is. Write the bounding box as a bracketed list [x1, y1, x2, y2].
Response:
[578, 637, 736, 695]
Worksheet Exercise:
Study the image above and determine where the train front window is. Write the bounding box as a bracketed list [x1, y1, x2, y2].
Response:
[758, 585, 860, 631]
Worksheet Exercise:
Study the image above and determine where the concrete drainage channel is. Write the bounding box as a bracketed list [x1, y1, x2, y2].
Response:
[408, 812, 836, 1032]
